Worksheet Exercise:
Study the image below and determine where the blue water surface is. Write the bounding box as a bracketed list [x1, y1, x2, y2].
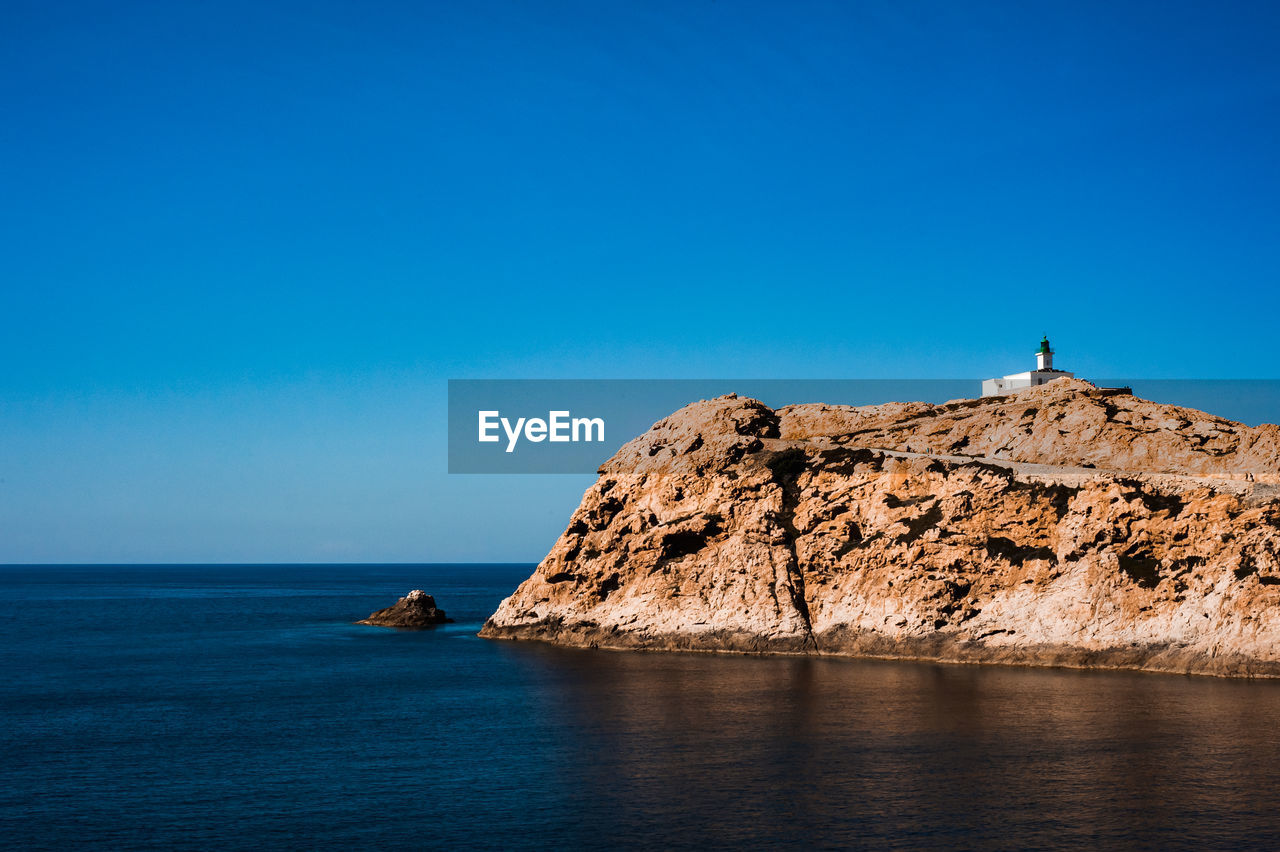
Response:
[4, 563, 1280, 850]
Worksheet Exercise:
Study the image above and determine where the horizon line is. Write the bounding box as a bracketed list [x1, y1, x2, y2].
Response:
[0, 561, 540, 567]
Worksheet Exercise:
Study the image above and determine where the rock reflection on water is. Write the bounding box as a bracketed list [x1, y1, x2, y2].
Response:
[502, 646, 1280, 849]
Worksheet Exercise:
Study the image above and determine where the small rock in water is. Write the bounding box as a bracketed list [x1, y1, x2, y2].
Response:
[358, 589, 454, 628]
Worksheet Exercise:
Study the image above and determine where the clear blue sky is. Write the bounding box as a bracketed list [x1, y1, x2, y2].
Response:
[3, 0, 1279, 563]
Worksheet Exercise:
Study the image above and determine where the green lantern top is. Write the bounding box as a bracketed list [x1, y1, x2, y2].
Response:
[1037, 336, 1052, 354]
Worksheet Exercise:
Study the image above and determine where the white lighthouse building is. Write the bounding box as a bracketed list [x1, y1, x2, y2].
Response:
[981, 337, 1074, 397]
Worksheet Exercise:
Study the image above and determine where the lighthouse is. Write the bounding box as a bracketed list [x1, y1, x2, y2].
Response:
[981, 337, 1075, 397]
[1036, 336, 1053, 371]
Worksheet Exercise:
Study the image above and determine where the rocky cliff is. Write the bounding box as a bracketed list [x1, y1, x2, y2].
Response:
[480, 379, 1280, 677]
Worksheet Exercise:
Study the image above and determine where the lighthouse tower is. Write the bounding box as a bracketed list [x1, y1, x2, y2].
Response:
[1036, 336, 1054, 371]
[981, 336, 1075, 397]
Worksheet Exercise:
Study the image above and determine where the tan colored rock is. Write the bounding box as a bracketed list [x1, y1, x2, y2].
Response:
[480, 381, 1280, 677]
[779, 378, 1280, 480]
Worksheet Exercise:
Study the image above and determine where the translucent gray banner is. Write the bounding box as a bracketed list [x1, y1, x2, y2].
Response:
[447, 379, 1280, 474]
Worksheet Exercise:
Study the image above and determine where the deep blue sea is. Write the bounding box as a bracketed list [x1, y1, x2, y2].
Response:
[5, 564, 1280, 850]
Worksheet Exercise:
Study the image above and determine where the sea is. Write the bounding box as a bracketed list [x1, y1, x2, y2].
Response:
[4, 563, 1280, 850]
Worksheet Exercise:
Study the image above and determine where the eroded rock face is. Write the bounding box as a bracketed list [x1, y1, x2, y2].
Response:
[480, 381, 1280, 676]
[359, 590, 454, 627]
[778, 379, 1280, 480]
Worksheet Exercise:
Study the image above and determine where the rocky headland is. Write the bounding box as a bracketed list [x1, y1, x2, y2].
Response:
[359, 590, 454, 627]
[480, 379, 1280, 677]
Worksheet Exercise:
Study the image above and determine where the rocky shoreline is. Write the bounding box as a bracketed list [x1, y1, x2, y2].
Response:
[480, 620, 1280, 678]
[480, 380, 1280, 677]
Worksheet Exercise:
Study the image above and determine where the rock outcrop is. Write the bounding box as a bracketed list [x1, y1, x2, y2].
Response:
[480, 379, 1280, 677]
[359, 590, 454, 627]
